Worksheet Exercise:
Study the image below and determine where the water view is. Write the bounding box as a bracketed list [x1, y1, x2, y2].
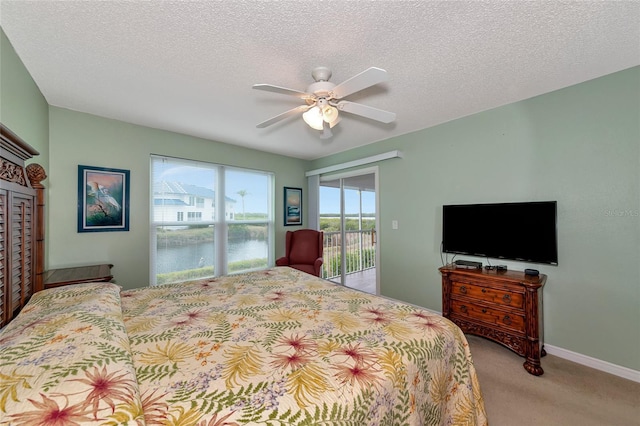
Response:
[156, 239, 268, 274]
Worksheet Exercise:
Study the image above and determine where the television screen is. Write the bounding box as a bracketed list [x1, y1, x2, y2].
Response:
[442, 201, 558, 265]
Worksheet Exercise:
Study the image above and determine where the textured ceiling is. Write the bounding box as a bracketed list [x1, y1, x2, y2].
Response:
[1, 1, 638, 160]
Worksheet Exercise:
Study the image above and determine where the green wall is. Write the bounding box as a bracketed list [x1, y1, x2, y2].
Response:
[310, 67, 640, 371]
[48, 107, 308, 290]
[1, 27, 50, 265]
[0, 28, 49, 168]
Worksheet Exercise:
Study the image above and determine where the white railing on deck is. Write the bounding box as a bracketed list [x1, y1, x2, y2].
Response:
[322, 230, 376, 279]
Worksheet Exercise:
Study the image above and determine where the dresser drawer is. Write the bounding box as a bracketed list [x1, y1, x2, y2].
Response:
[452, 281, 523, 309]
[451, 299, 525, 333]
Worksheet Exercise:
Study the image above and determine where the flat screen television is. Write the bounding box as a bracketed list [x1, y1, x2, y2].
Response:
[442, 201, 558, 265]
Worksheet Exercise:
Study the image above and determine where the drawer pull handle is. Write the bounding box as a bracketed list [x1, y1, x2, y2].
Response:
[460, 286, 467, 294]
[481, 288, 487, 293]
[503, 294, 512, 304]
[460, 305, 468, 314]
[503, 315, 512, 325]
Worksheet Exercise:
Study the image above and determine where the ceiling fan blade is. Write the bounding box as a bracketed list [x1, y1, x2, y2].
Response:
[331, 67, 388, 99]
[256, 104, 311, 128]
[336, 100, 396, 123]
[253, 84, 313, 100]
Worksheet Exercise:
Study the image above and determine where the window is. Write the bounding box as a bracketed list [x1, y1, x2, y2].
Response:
[151, 155, 274, 285]
[187, 212, 202, 221]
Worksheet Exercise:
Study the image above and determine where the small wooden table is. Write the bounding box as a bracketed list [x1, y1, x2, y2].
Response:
[44, 264, 113, 289]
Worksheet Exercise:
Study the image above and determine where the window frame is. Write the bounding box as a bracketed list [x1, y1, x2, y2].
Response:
[150, 155, 274, 285]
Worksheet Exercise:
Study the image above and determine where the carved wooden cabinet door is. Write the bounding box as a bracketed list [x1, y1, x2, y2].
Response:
[8, 191, 35, 321]
[1, 123, 42, 327]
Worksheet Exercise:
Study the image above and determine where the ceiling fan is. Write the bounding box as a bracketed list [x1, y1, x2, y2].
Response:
[253, 67, 396, 139]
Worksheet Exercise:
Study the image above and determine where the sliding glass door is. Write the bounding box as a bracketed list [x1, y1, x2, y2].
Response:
[319, 169, 378, 294]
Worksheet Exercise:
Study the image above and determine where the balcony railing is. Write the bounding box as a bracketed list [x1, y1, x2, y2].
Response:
[322, 230, 376, 279]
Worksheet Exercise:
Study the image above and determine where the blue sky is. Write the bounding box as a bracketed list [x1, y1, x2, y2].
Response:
[155, 161, 375, 214]
[320, 186, 375, 215]
[155, 163, 270, 213]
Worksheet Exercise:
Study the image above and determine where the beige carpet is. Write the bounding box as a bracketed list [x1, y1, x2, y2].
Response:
[466, 335, 640, 426]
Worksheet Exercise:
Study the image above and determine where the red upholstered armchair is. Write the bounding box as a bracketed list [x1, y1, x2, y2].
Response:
[275, 229, 324, 277]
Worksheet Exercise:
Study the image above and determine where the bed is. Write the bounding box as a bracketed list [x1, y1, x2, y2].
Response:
[1, 266, 487, 425]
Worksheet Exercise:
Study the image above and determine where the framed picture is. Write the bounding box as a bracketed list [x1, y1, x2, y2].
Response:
[283, 186, 302, 226]
[78, 165, 130, 232]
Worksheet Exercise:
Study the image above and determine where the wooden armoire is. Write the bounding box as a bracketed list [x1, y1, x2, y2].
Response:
[0, 124, 46, 328]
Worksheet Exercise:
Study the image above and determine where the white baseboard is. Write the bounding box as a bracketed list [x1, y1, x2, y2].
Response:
[544, 344, 640, 383]
[429, 309, 640, 383]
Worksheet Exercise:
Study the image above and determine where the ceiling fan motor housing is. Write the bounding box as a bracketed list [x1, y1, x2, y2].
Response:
[306, 81, 336, 99]
[311, 66, 332, 82]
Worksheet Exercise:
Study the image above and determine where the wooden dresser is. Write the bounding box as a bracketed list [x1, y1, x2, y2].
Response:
[439, 265, 546, 375]
[0, 124, 46, 328]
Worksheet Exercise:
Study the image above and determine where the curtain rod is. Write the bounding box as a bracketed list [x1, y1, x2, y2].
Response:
[305, 150, 403, 177]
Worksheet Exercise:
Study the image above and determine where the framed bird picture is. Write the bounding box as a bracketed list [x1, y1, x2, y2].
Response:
[78, 165, 130, 232]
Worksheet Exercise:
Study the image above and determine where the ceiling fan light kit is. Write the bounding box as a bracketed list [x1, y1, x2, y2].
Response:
[254, 66, 396, 137]
[302, 107, 325, 130]
[303, 103, 340, 131]
[323, 105, 339, 123]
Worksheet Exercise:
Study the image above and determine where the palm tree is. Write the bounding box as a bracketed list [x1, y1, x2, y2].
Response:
[237, 190, 249, 219]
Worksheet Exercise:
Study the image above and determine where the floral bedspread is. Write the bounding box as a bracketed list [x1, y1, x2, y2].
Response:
[0, 283, 144, 425]
[1, 267, 487, 425]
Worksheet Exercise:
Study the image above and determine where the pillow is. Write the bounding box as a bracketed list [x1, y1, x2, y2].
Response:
[0, 283, 146, 425]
